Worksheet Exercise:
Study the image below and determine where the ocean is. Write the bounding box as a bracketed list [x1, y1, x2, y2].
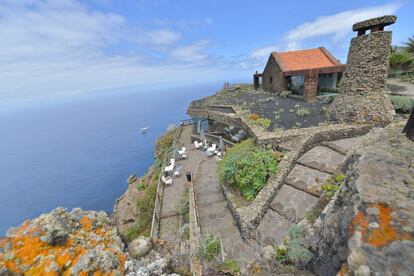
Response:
[0, 82, 222, 234]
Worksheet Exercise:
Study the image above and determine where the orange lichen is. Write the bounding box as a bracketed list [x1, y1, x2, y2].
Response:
[79, 216, 93, 231]
[338, 263, 349, 276]
[350, 203, 413, 247]
[0, 213, 127, 275]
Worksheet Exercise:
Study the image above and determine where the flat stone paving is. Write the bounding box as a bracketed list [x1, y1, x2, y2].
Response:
[255, 208, 292, 245]
[297, 145, 346, 174]
[323, 136, 366, 155]
[196, 157, 258, 272]
[285, 164, 332, 196]
[270, 184, 319, 222]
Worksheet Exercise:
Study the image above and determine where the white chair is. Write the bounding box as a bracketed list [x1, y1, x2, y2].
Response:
[206, 144, 217, 156]
[161, 175, 173, 185]
[178, 147, 186, 155]
[193, 141, 202, 149]
[178, 147, 187, 159]
[164, 158, 175, 173]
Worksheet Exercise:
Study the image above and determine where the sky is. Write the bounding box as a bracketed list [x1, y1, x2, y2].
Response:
[0, 0, 413, 106]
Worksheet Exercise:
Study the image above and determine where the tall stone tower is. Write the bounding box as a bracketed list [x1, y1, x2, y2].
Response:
[328, 15, 396, 126]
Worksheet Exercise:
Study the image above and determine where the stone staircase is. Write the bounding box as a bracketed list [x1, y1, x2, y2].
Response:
[255, 136, 365, 246]
[196, 158, 258, 273]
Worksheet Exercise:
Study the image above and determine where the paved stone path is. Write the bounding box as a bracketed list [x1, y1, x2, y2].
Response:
[196, 157, 258, 272]
[159, 126, 205, 242]
[255, 136, 366, 246]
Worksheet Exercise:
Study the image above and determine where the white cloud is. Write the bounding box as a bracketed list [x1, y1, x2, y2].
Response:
[284, 2, 401, 47]
[169, 40, 210, 62]
[0, 0, 237, 105]
[250, 45, 280, 60]
[247, 2, 401, 68]
[145, 29, 181, 45]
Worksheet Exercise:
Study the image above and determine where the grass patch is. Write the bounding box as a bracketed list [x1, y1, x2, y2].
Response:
[217, 139, 278, 201]
[198, 233, 221, 262]
[218, 259, 241, 274]
[177, 188, 190, 224]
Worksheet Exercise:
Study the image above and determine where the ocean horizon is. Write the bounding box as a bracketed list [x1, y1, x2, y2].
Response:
[0, 82, 229, 235]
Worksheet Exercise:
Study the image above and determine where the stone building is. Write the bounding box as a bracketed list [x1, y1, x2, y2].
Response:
[328, 15, 397, 126]
[255, 47, 345, 101]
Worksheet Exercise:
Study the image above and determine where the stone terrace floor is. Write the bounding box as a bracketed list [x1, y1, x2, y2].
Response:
[191, 85, 332, 130]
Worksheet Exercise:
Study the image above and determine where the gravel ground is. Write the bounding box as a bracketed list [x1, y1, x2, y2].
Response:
[193, 85, 331, 130]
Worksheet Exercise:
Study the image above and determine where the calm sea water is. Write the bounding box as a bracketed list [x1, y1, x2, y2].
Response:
[0, 83, 222, 235]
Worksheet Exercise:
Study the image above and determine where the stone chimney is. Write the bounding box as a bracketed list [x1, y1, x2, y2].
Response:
[328, 15, 397, 126]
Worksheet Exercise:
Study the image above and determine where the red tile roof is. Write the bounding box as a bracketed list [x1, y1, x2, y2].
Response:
[272, 48, 341, 72]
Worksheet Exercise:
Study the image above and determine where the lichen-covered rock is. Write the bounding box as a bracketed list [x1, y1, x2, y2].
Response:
[128, 237, 153, 259]
[310, 123, 414, 275]
[124, 250, 173, 276]
[0, 207, 127, 275]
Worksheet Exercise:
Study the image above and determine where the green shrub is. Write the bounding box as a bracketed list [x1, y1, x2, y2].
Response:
[217, 140, 278, 201]
[198, 233, 221, 262]
[321, 183, 339, 198]
[389, 95, 414, 113]
[285, 224, 313, 267]
[389, 51, 414, 67]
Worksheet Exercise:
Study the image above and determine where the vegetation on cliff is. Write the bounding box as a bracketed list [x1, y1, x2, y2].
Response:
[125, 127, 178, 242]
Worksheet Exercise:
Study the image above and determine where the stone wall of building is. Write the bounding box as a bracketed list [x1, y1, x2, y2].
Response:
[310, 123, 414, 275]
[303, 74, 318, 102]
[262, 54, 286, 93]
[328, 29, 395, 126]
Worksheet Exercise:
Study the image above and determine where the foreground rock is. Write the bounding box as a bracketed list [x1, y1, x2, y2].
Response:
[0, 208, 126, 275]
[310, 123, 414, 275]
[0, 208, 177, 275]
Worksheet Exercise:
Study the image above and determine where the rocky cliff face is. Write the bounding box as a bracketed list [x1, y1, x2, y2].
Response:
[310, 123, 414, 275]
[113, 174, 143, 239]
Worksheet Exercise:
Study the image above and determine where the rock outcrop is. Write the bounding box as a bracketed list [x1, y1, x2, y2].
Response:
[0, 208, 178, 276]
[0, 208, 127, 275]
[113, 174, 143, 239]
[310, 123, 414, 275]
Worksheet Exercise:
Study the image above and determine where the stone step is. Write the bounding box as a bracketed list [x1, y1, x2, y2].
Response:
[322, 136, 365, 155]
[285, 164, 332, 196]
[255, 209, 292, 246]
[297, 145, 346, 174]
[270, 184, 319, 222]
